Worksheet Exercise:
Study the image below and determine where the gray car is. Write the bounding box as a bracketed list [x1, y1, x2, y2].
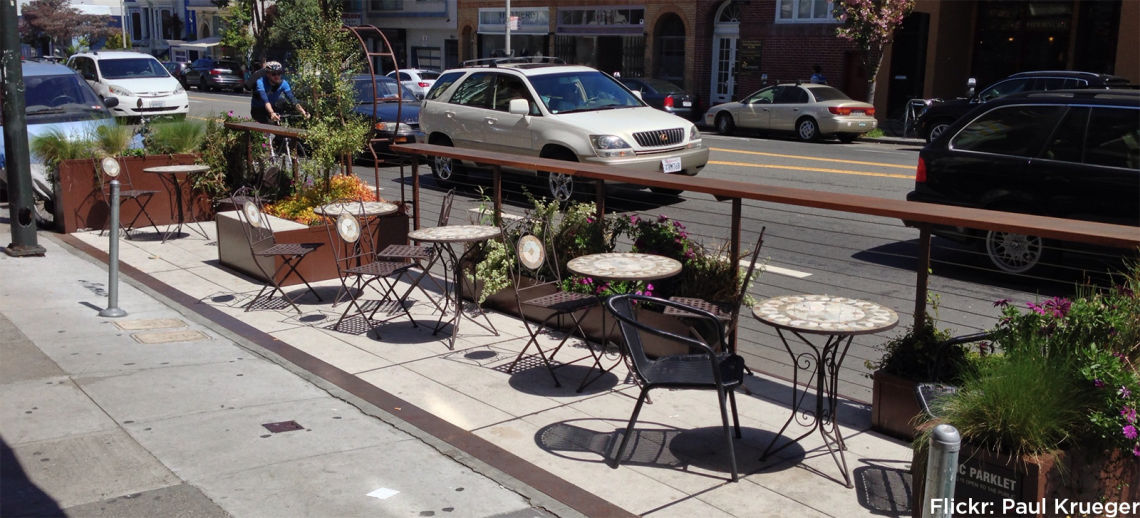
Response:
[185, 58, 245, 92]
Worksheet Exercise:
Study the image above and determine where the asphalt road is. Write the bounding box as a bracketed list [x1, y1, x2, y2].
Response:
[187, 91, 1106, 402]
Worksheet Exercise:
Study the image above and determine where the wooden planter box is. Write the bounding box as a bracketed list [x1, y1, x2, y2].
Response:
[871, 369, 923, 440]
[911, 436, 1140, 517]
[54, 154, 209, 234]
[215, 209, 410, 287]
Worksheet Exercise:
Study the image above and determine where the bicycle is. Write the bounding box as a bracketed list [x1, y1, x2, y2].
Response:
[257, 112, 309, 196]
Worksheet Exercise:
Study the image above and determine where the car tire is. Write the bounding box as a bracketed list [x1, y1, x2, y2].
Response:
[926, 121, 952, 143]
[796, 117, 820, 142]
[715, 112, 735, 135]
[836, 133, 858, 143]
[428, 137, 465, 185]
[33, 194, 54, 228]
[541, 148, 579, 202]
[649, 186, 683, 196]
[984, 229, 1054, 275]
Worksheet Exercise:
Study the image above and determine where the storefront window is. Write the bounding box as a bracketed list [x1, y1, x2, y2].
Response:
[775, 0, 834, 23]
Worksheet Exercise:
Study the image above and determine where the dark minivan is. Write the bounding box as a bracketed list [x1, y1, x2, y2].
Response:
[907, 89, 1139, 274]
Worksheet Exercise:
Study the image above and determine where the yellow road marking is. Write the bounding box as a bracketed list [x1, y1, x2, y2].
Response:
[709, 160, 914, 179]
[710, 146, 915, 170]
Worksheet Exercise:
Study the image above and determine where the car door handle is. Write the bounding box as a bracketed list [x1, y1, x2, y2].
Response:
[444, 111, 455, 119]
[484, 117, 497, 126]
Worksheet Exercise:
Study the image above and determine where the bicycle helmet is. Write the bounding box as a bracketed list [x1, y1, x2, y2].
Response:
[264, 61, 283, 72]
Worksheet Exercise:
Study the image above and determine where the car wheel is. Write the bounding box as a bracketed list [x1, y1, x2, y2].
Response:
[428, 138, 464, 185]
[649, 186, 683, 196]
[542, 149, 579, 201]
[836, 133, 858, 143]
[984, 229, 1049, 274]
[796, 118, 820, 141]
[715, 112, 735, 135]
[926, 121, 952, 143]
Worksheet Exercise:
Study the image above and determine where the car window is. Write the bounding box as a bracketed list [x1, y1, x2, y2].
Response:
[24, 73, 104, 120]
[1042, 107, 1089, 163]
[1085, 107, 1140, 169]
[978, 78, 1031, 102]
[216, 62, 241, 72]
[773, 86, 808, 104]
[418, 71, 440, 80]
[398, 72, 411, 81]
[640, 78, 684, 94]
[426, 71, 464, 101]
[528, 71, 641, 114]
[98, 58, 170, 79]
[450, 72, 495, 109]
[354, 77, 416, 102]
[808, 86, 850, 102]
[492, 74, 538, 114]
[744, 87, 775, 104]
[951, 105, 1064, 157]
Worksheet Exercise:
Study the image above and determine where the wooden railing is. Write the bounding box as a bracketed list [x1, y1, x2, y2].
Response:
[391, 142, 1140, 326]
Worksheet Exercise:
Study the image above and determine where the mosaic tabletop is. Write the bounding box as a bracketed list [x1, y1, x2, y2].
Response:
[408, 224, 501, 243]
[314, 201, 399, 218]
[566, 253, 683, 282]
[752, 294, 899, 335]
[143, 164, 210, 174]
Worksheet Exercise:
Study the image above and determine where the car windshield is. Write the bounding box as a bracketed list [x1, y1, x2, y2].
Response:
[354, 77, 417, 102]
[24, 74, 104, 117]
[530, 71, 642, 114]
[637, 78, 685, 94]
[417, 71, 440, 80]
[99, 58, 170, 79]
[808, 86, 851, 102]
[215, 62, 241, 72]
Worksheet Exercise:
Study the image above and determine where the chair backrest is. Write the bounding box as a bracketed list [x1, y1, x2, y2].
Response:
[727, 227, 766, 329]
[607, 294, 725, 383]
[231, 187, 276, 253]
[321, 197, 375, 273]
[500, 216, 563, 302]
[437, 188, 456, 226]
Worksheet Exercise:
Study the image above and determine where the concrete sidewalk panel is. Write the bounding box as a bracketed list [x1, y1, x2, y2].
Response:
[61, 482, 230, 518]
[0, 314, 65, 383]
[269, 326, 392, 374]
[0, 378, 119, 445]
[357, 365, 515, 430]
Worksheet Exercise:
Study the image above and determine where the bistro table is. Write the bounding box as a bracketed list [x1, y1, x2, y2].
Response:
[752, 294, 898, 488]
[566, 252, 683, 391]
[143, 164, 211, 242]
[315, 201, 400, 306]
[407, 224, 501, 349]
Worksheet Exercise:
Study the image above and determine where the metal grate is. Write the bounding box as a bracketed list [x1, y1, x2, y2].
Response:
[262, 420, 304, 433]
[632, 127, 684, 148]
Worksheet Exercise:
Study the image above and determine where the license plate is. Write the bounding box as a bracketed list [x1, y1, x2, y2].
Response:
[661, 157, 682, 174]
[150, 99, 166, 108]
[682, 101, 692, 107]
[858, 122, 867, 127]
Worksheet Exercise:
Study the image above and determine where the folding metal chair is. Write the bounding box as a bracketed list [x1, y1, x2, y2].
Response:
[232, 188, 323, 313]
[323, 198, 418, 336]
[500, 216, 601, 388]
[99, 159, 161, 239]
[376, 188, 455, 313]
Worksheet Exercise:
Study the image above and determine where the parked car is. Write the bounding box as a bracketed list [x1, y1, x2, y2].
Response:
[184, 57, 245, 92]
[162, 60, 189, 86]
[418, 60, 708, 200]
[67, 51, 189, 119]
[350, 74, 424, 159]
[703, 83, 876, 142]
[915, 70, 1131, 142]
[0, 61, 123, 225]
[906, 89, 1139, 274]
[387, 68, 440, 99]
[619, 77, 699, 120]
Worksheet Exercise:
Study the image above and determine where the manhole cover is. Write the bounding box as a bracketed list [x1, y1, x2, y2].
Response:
[131, 330, 210, 344]
[114, 319, 188, 330]
[262, 420, 304, 433]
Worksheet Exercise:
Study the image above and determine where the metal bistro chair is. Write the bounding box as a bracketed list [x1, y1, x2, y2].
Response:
[665, 228, 765, 354]
[324, 198, 417, 336]
[99, 159, 161, 239]
[232, 188, 323, 313]
[376, 189, 455, 313]
[606, 294, 747, 482]
[501, 216, 602, 388]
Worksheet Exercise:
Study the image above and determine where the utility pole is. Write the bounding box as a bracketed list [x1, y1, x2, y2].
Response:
[2, 0, 47, 257]
[504, 0, 511, 57]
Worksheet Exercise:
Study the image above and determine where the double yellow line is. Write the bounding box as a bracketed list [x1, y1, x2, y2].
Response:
[709, 147, 915, 180]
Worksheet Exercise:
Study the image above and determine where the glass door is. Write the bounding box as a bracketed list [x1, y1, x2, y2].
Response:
[710, 36, 738, 104]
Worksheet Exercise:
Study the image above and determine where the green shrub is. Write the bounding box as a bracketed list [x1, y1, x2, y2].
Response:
[145, 119, 205, 154]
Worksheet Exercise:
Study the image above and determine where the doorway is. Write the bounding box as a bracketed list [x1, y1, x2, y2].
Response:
[710, 0, 741, 104]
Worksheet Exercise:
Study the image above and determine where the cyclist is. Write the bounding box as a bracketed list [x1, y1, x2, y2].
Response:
[249, 61, 309, 124]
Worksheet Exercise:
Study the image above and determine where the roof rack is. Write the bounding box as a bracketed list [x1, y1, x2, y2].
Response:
[460, 56, 566, 68]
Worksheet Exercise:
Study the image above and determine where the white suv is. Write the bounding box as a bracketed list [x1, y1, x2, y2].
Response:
[67, 51, 189, 119]
[418, 60, 708, 200]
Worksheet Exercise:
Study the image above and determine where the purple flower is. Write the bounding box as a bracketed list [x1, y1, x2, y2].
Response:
[629, 215, 639, 224]
[645, 283, 654, 291]
[227, 110, 235, 117]
[1134, 445, 1140, 458]
[994, 298, 1011, 307]
[1122, 406, 1137, 424]
[586, 216, 595, 224]
[1124, 425, 1138, 440]
[1027, 302, 1047, 316]
[657, 214, 668, 222]
[1095, 379, 1106, 388]
[1121, 386, 1133, 398]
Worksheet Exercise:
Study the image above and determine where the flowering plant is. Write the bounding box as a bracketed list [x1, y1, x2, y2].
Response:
[263, 174, 378, 226]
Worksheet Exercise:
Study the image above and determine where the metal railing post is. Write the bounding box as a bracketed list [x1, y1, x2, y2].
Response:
[921, 424, 960, 518]
[914, 225, 932, 327]
[99, 178, 127, 318]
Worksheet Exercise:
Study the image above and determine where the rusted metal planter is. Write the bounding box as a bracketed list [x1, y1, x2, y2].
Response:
[871, 369, 923, 440]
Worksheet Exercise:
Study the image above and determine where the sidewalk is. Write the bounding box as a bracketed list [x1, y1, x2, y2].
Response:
[1, 216, 916, 517]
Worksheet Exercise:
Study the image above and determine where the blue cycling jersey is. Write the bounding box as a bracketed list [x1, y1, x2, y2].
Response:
[251, 76, 297, 108]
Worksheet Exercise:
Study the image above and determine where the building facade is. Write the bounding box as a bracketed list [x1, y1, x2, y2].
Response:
[355, 0, 460, 72]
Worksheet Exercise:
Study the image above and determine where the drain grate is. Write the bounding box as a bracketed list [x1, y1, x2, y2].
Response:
[262, 420, 304, 433]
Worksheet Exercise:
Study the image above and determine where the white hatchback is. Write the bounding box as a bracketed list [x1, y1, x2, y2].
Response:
[67, 51, 189, 119]
[387, 69, 440, 99]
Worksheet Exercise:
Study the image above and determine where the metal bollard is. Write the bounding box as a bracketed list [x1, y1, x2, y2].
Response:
[99, 158, 127, 318]
[921, 424, 961, 518]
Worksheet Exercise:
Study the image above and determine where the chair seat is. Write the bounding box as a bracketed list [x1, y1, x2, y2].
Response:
[523, 290, 597, 312]
[642, 353, 745, 388]
[664, 297, 732, 320]
[377, 244, 433, 260]
[345, 260, 410, 277]
[120, 189, 159, 198]
[255, 242, 320, 257]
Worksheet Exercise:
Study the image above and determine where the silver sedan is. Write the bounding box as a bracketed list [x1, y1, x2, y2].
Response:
[704, 83, 877, 142]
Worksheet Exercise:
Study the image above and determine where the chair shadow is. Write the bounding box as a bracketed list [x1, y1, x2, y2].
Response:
[534, 418, 804, 480]
[502, 361, 620, 397]
[852, 460, 914, 516]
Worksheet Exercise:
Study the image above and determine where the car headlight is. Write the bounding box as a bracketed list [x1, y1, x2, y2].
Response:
[174, 84, 185, 94]
[109, 85, 131, 96]
[687, 125, 703, 148]
[589, 135, 634, 158]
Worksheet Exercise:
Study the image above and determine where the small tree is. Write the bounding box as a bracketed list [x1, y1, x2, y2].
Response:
[832, 0, 916, 103]
[19, 0, 116, 55]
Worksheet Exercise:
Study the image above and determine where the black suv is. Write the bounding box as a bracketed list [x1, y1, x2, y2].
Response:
[915, 71, 1131, 142]
[906, 89, 1139, 274]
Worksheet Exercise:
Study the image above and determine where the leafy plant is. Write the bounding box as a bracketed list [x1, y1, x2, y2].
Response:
[198, 112, 267, 198]
[262, 174, 376, 226]
[865, 296, 965, 382]
[94, 123, 136, 156]
[145, 119, 205, 154]
[31, 129, 96, 172]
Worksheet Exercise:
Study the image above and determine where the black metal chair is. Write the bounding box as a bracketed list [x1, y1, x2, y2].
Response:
[376, 189, 455, 313]
[231, 188, 323, 313]
[100, 159, 161, 239]
[665, 228, 765, 353]
[323, 198, 417, 336]
[500, 216, 602, 388]
[605, 294, 746, 482]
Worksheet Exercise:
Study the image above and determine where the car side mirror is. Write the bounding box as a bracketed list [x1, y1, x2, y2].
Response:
[103, 97, 119, 108]
[508, 98, 530, 116]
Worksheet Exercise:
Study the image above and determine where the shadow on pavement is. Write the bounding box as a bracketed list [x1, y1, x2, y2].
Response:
[0, 436, 65, 518]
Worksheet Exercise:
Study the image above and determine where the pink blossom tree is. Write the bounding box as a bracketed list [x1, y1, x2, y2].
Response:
[832, 0, 916, 103]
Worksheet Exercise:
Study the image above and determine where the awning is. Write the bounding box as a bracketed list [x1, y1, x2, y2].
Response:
[167, 36, 223, 49]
